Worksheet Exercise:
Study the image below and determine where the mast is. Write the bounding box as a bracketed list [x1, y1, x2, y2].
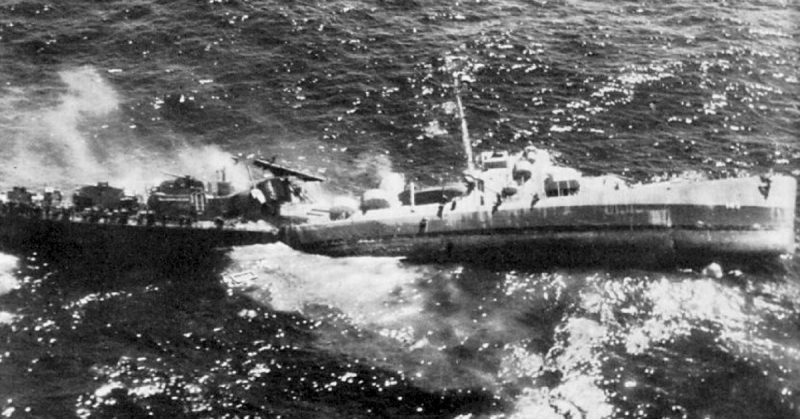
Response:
[453, 76, 475, 171]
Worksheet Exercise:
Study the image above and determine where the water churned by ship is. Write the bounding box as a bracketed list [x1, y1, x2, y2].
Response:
[0, 0, 799, 417]
[224, 245, 800, 417]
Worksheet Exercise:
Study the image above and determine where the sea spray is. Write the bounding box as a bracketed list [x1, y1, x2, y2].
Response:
[0, 253, 18, 296]
[0, 253, 18, 324]
[226, 243, 424, 320]
[225, 244, 517, 389]
[225, 246, 622, 409]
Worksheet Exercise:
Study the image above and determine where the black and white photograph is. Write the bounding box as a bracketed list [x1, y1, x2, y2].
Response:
[0, 0, 798, 417]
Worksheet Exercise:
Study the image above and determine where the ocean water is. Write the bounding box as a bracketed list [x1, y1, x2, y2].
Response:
[0, 0, 799, 417]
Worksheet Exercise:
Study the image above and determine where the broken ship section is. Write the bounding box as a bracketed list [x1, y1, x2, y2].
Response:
[0, 213, 278, 264]
[280, 175, 796, 266]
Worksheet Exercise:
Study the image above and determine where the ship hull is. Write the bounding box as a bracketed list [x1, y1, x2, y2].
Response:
[0, 176, 794, 269]
[281, 176, 797, 267]
[283, 219, 794, 267]
[0, 215, 277, 264]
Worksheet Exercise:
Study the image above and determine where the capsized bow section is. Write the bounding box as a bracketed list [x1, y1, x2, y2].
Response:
[278, 146, 796, 266]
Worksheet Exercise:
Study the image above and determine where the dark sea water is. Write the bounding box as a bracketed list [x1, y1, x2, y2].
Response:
[1, 0, 800, 417]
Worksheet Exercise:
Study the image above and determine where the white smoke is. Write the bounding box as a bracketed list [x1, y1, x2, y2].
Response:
[0, 66, 252, 196]
[45, 66, 119, 178]
[107, 144, 253, 197]
[351, 152, 400, 189]
[0, 66, 116, 186]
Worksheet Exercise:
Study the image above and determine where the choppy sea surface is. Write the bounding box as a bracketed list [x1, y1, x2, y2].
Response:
[1, 0, 799, 417]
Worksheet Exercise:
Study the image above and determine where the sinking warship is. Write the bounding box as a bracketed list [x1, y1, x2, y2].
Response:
[0, 88, 795, 267]
[279, 149, 795, 266]
[274, 89, 797, 267]
[1, 147, 795, 268]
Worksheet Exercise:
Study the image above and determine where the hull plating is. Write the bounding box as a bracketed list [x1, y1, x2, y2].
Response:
[0, 215, 277, 263]
[282, 176, 797, 265]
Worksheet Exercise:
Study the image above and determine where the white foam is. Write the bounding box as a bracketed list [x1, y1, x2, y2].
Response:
[623, 277, 795, 359]
[0, 253, 19, 296]
[506, 388, 563, 419]
[497, 343, 545, 382]
[227, 243, 426, 325]
[225, 244, 520, 392]
[423, 120, 448, 137]
[577, 271, 800, 403]
[0, 254, 19, 325]
[499, 272, 616, 419]
[0, 312, 14, 324]
[545, 318, 614, 419]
